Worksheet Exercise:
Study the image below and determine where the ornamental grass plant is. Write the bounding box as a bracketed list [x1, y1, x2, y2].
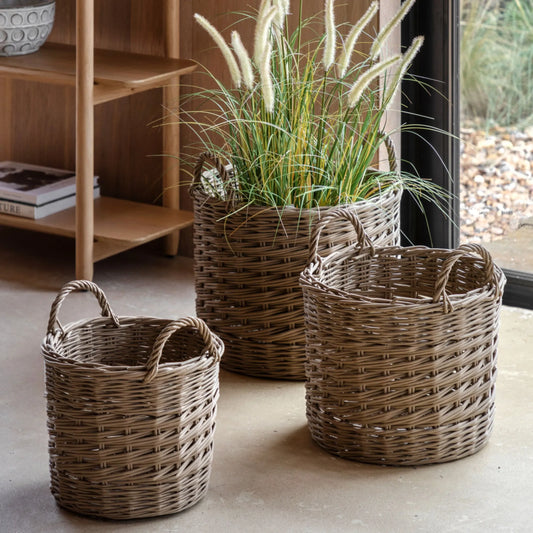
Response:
[184, 0, 440, 211]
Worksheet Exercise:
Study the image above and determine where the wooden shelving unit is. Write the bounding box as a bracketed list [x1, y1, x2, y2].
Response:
[0, 0, 195, 280]
[0, 197, 196, 262]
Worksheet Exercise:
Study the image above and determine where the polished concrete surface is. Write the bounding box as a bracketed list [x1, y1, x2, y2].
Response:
[1, 227, 532, 533]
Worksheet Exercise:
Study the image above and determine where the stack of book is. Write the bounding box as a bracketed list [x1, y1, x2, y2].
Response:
[0, 161, 100, 219]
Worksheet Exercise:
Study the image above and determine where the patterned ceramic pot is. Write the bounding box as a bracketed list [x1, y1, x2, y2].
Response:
[0, 0, 55, 57]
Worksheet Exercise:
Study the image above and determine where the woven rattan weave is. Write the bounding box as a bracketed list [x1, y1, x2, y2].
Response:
[300, 208, 506, 466]
[191, 152, 402, 380]
[42, 280, 224, 519]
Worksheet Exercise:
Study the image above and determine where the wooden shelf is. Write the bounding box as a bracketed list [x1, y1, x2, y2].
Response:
[0, 196, 194, 262]
[0, 0, 193, 279]
[0, 42, 196, 105]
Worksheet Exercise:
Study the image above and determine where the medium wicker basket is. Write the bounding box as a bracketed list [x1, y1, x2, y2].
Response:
[42, 280, 224, 520]
[191, 151, 402, 380]
[300, 208, 506, 466]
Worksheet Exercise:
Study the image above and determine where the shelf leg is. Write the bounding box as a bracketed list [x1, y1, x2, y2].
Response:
[75, 0, 95, 280]
[163, 0, 181, 256]
[162, 80, 181, 256]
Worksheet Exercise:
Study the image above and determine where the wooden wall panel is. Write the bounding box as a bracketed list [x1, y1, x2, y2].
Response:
[49, 0, 75, 44]
[0, 79, 12, 161]
[130, 0, 164, 55]
[11, 82, 75, 170]
[90, 0, 166, 203]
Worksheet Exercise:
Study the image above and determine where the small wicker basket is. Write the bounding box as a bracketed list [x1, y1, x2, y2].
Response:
[42, 280, 224, 520]
[300, 208, 506, 466]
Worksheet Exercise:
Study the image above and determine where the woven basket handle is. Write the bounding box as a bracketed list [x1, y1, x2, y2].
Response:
[308, 206, 376, 266]
[144, 317, 223, 383]
[190, 151, 232, 193]
[434, 243, 501, 313]
[379, 131, 398, 174]
[47, 280, 120, 335]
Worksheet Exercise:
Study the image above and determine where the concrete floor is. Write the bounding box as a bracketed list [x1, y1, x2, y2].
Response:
[1, 226, 532, 533]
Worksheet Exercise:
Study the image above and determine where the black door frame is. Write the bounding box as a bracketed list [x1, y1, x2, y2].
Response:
[401, 0, 533, 309]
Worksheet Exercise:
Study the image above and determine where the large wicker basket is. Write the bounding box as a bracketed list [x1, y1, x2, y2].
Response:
[191, 152, 402, 380]
[42, 280, 224, 520]
[300, 208, 506, 466]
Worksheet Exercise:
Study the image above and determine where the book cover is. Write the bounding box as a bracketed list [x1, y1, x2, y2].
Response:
[0, 186, 101, 220]
[0, 161, 99, 205]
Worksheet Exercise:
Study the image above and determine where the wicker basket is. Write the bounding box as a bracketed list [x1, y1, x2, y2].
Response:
[42, 280, 224, 520]
[191, 152, 402, 380]
[300, 208, 506, 466]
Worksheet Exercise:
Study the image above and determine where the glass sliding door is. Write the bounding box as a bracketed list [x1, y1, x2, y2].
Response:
[459, 0, 533, 308]
[401, 0, 533, 309]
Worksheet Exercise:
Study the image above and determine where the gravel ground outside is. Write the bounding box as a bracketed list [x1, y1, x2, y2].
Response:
[460, 126, 533, 243]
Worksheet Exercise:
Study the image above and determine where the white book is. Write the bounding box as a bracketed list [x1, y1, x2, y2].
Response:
[0, 186, 100, 220]
[0, 161, 99, 205]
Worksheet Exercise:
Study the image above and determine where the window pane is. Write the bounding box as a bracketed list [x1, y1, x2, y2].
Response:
[460, 0, 533, 274]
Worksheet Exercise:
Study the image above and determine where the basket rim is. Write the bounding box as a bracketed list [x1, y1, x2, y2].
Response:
[191, 183, 403, 214]
[300, 245, 507, 308]
[42, 315, 223, 373]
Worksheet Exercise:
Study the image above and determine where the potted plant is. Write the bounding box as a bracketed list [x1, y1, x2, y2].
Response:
[186, 0, 441, 379]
